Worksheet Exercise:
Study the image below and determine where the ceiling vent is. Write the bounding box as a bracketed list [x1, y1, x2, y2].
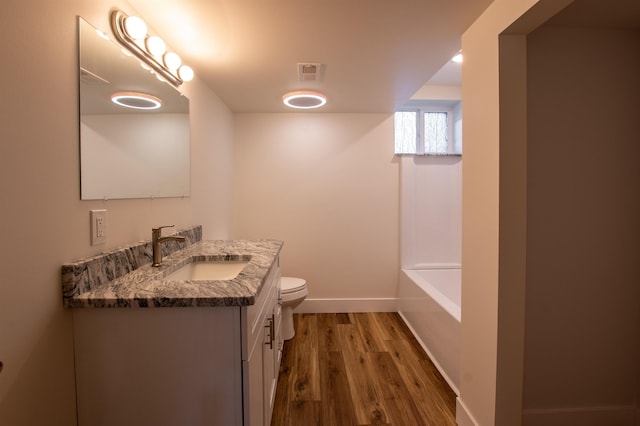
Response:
[297, 63, 323, 81]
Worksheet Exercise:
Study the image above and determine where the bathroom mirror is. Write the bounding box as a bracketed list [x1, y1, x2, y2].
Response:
[78, 17, 190, 200]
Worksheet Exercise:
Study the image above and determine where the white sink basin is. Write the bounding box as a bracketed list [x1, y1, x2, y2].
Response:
[165, 260, 249, 281]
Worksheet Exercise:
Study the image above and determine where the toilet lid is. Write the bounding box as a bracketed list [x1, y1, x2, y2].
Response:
[281, 277, 306, 293]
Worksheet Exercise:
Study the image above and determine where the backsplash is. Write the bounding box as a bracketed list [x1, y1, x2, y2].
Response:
[62, 225, 202, 305]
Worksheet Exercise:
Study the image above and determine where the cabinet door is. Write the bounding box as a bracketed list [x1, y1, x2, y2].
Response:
[262, 287, 278, 425]
[274, 272, 283, 364]
[243, 355, 264, 426]
[243, 260, 281, 426]
[74, 308, 243, 426]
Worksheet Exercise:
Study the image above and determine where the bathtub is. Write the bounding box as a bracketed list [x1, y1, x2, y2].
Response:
[397, 268, 461, 395]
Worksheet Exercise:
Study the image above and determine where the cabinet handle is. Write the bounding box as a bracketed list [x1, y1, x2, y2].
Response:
[265, 314, 275, 349]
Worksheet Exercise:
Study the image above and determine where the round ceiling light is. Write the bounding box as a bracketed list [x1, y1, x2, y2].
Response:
[111, 91, 162, 110]
[282, 90, 327, 109]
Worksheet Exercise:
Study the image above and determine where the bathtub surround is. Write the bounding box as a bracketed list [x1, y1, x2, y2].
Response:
[396, 75, 463, 403]
[399, 155, 462, 269]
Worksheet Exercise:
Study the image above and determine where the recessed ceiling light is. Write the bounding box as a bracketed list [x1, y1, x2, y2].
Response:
[111, 91, 162, 110]
[282, 90, 327, 109]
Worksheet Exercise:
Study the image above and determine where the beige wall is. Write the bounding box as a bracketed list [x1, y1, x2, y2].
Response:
[523, 23, 639, 423]
[0, 1, 233, 425]
[460, 0, 572, 424]
[233, 114, 399, 307]
[461, 0, 639, 425]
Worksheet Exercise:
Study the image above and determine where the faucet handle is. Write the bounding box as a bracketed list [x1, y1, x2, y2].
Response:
[152, 225, 176, 239]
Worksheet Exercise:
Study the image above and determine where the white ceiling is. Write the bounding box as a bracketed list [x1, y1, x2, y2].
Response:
[126, 0, 492, 113]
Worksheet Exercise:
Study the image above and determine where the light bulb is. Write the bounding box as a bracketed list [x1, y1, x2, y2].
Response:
[145, 36, 166, 57]
[452, 52, 463, 63]
[123, 16, 147, 40]
[163, 52, 182, 71]
[178, 65, 194, 82]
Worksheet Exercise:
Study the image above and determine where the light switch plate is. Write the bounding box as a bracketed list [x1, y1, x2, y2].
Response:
[90, 210, 107, 245]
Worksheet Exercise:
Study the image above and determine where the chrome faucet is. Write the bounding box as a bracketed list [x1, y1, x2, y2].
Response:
[152, 225, 186, 267]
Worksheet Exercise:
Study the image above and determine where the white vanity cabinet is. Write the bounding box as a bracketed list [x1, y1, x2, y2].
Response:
[72, 259, 281, 426]
[242, 262, 282, 426]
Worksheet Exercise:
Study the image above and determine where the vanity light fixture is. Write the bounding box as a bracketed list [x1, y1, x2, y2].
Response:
[178, 65, 194, 82]
[145, 36, 166, 57]
[111, 91, 162, 110]
[111, 9, 194, 86]
[123, 15, 147, 39]
[163, 51, 182, 71]
[282, 90, 327, 109]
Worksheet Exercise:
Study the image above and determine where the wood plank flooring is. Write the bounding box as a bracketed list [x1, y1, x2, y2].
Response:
[271, 312, 456, 426]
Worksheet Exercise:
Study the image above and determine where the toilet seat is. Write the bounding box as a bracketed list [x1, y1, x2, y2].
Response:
[280, 277, 308, 340]
[281, 277, 306, 294]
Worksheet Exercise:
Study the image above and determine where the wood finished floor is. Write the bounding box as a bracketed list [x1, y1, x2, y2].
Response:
[271, 312, 456, 426]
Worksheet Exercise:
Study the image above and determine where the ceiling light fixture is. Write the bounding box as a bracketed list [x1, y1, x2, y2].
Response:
[452, 52, 463, 63]
[282, 90, 327, 109]
[111, 9, 194, 86]
[111, 91, 162, 110]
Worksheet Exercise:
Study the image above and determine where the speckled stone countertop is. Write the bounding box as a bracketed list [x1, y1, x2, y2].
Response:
[63, 237, 283, 309]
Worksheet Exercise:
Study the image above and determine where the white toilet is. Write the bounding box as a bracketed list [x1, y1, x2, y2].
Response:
[280, 277, 308, 340]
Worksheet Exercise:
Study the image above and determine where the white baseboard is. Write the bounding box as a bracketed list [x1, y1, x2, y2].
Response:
[456, 398, 479, 426]
[522, 405, 637, 426]
[455, 403, 638, 425]
[294, 298, 397, 313]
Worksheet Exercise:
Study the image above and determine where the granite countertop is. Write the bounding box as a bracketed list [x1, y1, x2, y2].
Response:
[64, 239, 283, 309]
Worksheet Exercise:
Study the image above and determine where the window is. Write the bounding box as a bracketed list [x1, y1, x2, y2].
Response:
[394, 111, 418, 154]
[423, 112, 449, 153]
[394, 102, 462, 155]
